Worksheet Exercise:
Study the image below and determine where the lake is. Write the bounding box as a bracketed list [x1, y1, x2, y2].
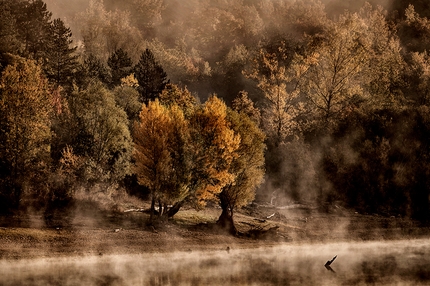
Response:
[0, 238, 429, 285]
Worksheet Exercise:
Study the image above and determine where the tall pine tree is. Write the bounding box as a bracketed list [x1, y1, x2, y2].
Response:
[107, 48, 133, 87]
[75, 54, 110, 88]
[133, 48, 168, 103]
[46, 18, 78, 88]
[15, 0, 52, 59]
[0, 0, 20, 69]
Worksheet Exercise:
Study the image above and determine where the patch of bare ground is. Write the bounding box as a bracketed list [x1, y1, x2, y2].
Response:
[0, 200, 429, 260]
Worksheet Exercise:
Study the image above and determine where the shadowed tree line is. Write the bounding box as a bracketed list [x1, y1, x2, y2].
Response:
[1, 0, 430, 232]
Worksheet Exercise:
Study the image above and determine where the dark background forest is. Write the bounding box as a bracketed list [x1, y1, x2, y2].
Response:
[1, 0, 430, 226]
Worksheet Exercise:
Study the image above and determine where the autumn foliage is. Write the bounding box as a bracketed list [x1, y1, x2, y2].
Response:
[2, 0, 430, 225]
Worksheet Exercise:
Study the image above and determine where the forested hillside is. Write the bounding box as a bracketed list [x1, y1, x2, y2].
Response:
[1, 0, 430, 228]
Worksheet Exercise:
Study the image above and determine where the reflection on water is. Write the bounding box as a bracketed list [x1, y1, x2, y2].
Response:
[0, 239, 429, 285]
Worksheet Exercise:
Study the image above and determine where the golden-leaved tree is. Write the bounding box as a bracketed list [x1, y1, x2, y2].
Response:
[0, 58, 52, 211]
[188, 96, 241, 207]
[133, 100, 179, 218]
[133, 92, 241, 220]
[217, 107, 266, 234]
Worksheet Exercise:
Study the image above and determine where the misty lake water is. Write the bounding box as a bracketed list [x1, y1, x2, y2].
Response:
[0, 239, 429, 285]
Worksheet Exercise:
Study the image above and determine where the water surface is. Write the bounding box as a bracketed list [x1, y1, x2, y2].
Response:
[0, 239, 429, 285]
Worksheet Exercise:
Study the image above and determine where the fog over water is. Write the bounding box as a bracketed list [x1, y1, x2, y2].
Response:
[1, 238, 429, 285]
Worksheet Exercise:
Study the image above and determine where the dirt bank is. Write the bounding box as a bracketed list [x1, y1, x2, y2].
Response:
[0, 203, 429, 260]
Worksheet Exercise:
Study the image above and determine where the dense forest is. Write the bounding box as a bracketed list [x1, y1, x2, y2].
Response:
[1, 0, 430, 230]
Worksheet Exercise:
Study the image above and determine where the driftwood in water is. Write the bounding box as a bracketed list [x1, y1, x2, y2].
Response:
[324, 255, 337, 273]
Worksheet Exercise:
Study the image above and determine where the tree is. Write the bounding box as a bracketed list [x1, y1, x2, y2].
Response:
[359, 4, 405, 109]
[0, 57, 52, 212]
[404, 51, 430, 105]
[217, 109, 266, 234]
[185, 96, 241, 208]
[213, 44, 251, 104]
[45, 18, 78, 88]
[113, 84, 141, 126]
[247, 47, 307, 144]
[128, 0, 164, 38]
[15, 0, 52, 59]
[158, 83, 197, 116]
[133, 48, 169, 103]
[232, 90, 261, 125]
[78, 0, 109, 58]
[133, 100, 184, 219]
[0, 0, 20, 67]
[301, 13, 370, 127]
[397, 4, 430, 53]
[75, 54, 110, 88]
[107, 48, 133, 87]
[78, 0, 143, 60]
[133, 94, 240, 220]
[67, 81, 132, 183]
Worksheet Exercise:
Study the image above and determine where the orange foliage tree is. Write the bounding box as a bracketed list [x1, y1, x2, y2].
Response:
[133, 90, 241, 220]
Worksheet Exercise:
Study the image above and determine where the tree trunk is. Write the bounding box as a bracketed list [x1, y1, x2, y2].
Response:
[217, 208, 237, 235]
[167, 201, 183, 218]
[217, 191, 237, 235]
[149, 197, 156, 221]
[158, 200, 163, 216]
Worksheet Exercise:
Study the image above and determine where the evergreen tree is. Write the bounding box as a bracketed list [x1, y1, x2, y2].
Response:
[0, 0, 20, 69]
[46, 18, 78, 88]
[75, 54, 110, 88]
[107, 48, 133, 87]
[15, 0, 52, 59]
[134, 48, 169, 103]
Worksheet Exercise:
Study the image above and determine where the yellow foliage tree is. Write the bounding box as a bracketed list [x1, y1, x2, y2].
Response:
[133, 94, 241, 219]
[133, 100, 175, 218]
[217, 108, 266, 234]
[189, 96, 241, 207]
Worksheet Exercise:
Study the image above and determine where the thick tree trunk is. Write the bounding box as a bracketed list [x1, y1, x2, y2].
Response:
[217, 190, 237, 235]
[217, 208, 237, 235]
